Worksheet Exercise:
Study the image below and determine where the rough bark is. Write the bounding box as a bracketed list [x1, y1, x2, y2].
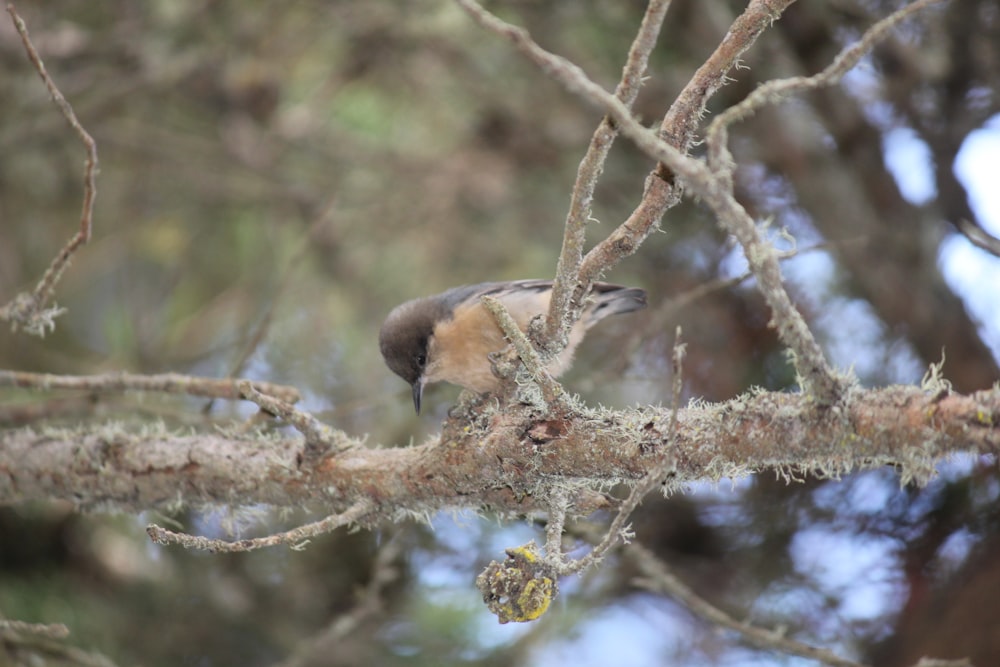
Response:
[3, 385, 997, 516]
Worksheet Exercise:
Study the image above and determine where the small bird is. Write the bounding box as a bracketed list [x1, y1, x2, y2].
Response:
[379, 279, 646, 413]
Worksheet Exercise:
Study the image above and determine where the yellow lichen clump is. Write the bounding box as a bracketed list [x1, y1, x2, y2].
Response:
[476, 542, 556, 623]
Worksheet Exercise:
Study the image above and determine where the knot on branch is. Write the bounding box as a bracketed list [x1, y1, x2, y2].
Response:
[476, 541, 556, 624]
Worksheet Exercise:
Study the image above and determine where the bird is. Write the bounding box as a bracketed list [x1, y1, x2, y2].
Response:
[379, 279, 647, 413]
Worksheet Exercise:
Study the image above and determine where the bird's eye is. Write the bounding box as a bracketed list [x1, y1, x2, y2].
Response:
[416, 353, 427, 368]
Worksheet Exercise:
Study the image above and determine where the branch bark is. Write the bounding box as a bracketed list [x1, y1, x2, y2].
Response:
[3, 386, 996, 516]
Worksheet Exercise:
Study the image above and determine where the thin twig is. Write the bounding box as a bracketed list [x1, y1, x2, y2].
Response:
[0, 369, 300, 404]
[547, 0, 673, 352]
[1, 4, 98, 337]
[956, 218, 1000, 258]
[706, 0, 947, 179]
[480, 295, 566, 408]
[543, 488, 569, 568]
[0, 619, 70, 639]
[703, 199, 846, 403]
[576, 0, 798, 289]
[628, 542, 868, 667]
[560, 328, 685, 575]
[146, 500, 371, 553]
[237, 381, 358, 461]
[454, 0, 846, 403]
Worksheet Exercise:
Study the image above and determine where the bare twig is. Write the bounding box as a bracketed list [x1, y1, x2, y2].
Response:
[543, 488, 569, 568]
[956, 218, 1000, 258]
[454, 0, 847, 403]
[560, 328, 685, 575]
[146, 500, 372, 553]
[1, 4, 98, 337]
[702, 196, 846, 404]
[237, 381, 358, 461]
[547, 0, 672, 352]
[628, 542, 868, 667]
[695, 0, 946, 399]
[0, 619, 70, 639]
[0, 369, 300, 404]
[576, 0, 798, 288]
[658, 0, 796, 165]
[480, 295, 566, 408]
[706, 0, 947, 179]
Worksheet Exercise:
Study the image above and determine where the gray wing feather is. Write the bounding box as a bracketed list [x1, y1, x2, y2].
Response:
[436, 280, 645, 324]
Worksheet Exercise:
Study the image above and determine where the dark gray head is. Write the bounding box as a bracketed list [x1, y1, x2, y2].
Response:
[380, 284, 505, 413]
[379, 297, 443, 414]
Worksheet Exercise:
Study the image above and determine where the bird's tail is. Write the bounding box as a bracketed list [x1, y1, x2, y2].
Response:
[584, 283, 647, 325]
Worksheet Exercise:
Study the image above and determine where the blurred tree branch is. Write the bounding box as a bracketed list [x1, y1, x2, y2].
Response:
[0, 4, 96, 337]
[0, 369, 300, 404]
[628, 541, 866, 667]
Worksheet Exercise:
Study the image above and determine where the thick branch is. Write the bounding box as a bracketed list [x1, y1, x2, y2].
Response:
[2, 386, 996, 514]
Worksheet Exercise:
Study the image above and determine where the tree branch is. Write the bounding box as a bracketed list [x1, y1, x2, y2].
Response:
[955, 218, 1000, 259]
[146, 500, 372, 553]
[455, 0, 844, 404]
[706, 0, 947, 180]
[238, 380, 356, 462]
[0, 369, 301, 404]
[3, 386, 996, 515]
[1, 4, 98, 337]
[547, 0, 672, 353]
[0, 619, 70, 640]
[576, 0, 798, 286]
[628, 542, 867, 667]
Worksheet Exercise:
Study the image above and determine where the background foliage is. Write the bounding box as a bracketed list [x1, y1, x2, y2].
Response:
[1, 1, 998, 665]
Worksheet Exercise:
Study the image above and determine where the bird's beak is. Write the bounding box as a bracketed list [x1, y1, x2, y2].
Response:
[412, 378, 424, 415]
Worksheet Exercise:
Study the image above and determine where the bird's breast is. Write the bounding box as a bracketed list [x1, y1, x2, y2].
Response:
[426, 292, 586, 393]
